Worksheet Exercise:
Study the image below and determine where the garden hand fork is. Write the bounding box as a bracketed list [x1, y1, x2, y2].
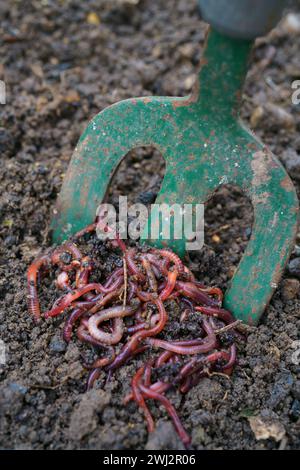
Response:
[51, 1, 298, 325]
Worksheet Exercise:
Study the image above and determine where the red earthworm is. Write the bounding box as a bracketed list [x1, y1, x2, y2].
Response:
[174, 348, 229, 386]
[104, 275, 124, 292]
[159, 271, 178, 301]
[63, 307, 87, 342]
[133, 309, 159, 329]
[155, 350, 174, 367]
[145, 254, 168, 276]
[179, 376, 192, 394]
[168, 338, 206, 346]
[135, 288, 155, 302]
[107, 233, 127, 252]
[195, 306, 235, 324]
[180, 295, 196, 321]
[180, 297, 195, 313]
[146, 333, 216, 355]
[77, 322, 107, 348]
[84, 346, 115, 370]
[97, 275, 124, 294]
[51, 293, 67, 310]
[127, 322, 147, 334]
[61, 260, 81, 272]
[183, 265, 195, 281]
[143, 361, 154, 387]
[215, 344, 237, 372]
[108, 346, 147, 387]
[73, 294, 103, 310]
[125, 249, 145, 281]
[86, 367, 102, 390]
[168, 291, 181, 300]
[153, 339, 206, 364]
[27, 254, 51, 321]
[148, 318, 212, 353]
[134, 306, 145, 323]
[198, 286, 223, 303]
[175, 281, 218, 306]
[124, 380, 171, 405]
[131, 366, 155, 432]
[180, 309, 190, 322]
[139, 383, 191, 447]
[174, 358, 201, 384]
[88, 304, 139, 345]
[154, 338, 205, 369]
[107, 298, 167, 371]
[103, 268, 124, 288]
[149, 313, 160, 327]
[157, 279, 167, 293]
[193, 280, 206, 288]
[141, 257, 158, 292]
[75, 256, 93, 288]
[202, 317, 215, 336]
[133, 345, 149, 356]
[111, 226, 127, 252]
[139, 298, 168, 337]
[180, 371, 207, 394]
[149, 263, 161, 279]
[180, 375, 196, 394]
[51, 242, 82, 267]
[153, 249, 184, 273]
[56, 271, 71, 291]
[127, 280, 138, 301]
[45, 281, 124, 318]
[208, 316, 218, 332]
[44, 284, 105, 318]
[161, 257, 170, 271]
[88, 287, 124, 315]
[74, 222, 97, 239]
[106, 344, 149, 388]
[116, 234, 127, 253]
[95, 214, 127, 252]
[137, 299, 168, 339]
[205, 350, 230, 364]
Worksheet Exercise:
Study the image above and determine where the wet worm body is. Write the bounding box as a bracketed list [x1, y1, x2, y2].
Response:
[27, 222, 242, 448]
[87, 304, 139, 345]
[159, 271, 178, 301]
[146, 333, 217, 355]
[27, 254, 50, 321]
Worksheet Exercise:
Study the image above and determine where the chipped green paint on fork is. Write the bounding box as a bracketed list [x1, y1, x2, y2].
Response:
[51, 29, 299, 325]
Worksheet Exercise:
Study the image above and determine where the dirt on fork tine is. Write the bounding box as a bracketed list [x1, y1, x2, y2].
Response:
[0, 0, 300, 450]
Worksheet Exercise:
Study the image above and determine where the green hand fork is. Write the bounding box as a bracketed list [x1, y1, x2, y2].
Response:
[51, 1, 298, 325]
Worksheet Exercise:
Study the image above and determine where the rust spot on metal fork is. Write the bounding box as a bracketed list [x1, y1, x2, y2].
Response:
[280, 175, 294, 192]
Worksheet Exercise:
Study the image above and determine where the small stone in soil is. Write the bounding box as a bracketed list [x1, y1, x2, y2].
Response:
[290, 399, 300, 421]
[291, 380, 300, 400]
[268, 370, 293, 409]
[138, 191, 157, 205]
[49, 336, 67, 354]
[281, 148, 300, 181]
[9, 382, 28, 395]
[287, 258, 300, 279]
[4, 235, 17, 247]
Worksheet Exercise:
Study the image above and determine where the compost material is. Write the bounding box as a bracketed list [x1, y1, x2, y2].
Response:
[27, 223, 242, 447]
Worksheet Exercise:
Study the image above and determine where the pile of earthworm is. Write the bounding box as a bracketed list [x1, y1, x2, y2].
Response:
[27, 222, 242, 448]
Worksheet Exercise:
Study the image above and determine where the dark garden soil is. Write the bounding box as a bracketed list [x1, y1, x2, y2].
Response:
[0, 0, 300, 450]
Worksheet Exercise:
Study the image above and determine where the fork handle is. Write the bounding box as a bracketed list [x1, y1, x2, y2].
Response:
[198, 0, 287, 39]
